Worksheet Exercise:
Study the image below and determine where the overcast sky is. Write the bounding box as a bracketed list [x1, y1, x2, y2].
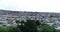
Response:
[0, 0, 60, 12]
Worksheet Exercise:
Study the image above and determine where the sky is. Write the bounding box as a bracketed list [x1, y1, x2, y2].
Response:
[0, 0, 60, 12]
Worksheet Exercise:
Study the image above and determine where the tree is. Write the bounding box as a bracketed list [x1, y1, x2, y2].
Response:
[0, 26, 8, 32]
[17, 20, 25, 32]
[8, 27, 21, 32]
[39, 24, 56, 32]
[36, 20, 40, 26]
[24, 20, 38, 32]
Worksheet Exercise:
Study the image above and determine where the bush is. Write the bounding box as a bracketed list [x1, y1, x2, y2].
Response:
[0, 26, 21, 32]
[8, 27, 21, 32]
[24, 20, 38, 32]
[0, 26, 8, 32]
[39, 24, 56, 32]
[17, 20, 38, 32]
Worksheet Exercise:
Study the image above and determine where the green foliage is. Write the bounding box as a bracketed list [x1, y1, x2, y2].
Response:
[0, 20, 57, 32]
[17, 20, 38, 32]
[0, 22, 3, 24]
[17, 20, 25, 32]
[0, 26, 21, 32]
[8, 27, 21, 32]
[0, 26, 8, 32]
[36, 20, 40, 26]
[55, 30, 60, 32]
[24, 20, 38, 32]
[39, 24, 56, 32]
[16, 20, 20, 23]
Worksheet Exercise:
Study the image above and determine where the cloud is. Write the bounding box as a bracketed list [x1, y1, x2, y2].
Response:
[0, 0, 60, 13]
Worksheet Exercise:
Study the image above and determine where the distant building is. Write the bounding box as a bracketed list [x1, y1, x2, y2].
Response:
[0, 10, 60, 29]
